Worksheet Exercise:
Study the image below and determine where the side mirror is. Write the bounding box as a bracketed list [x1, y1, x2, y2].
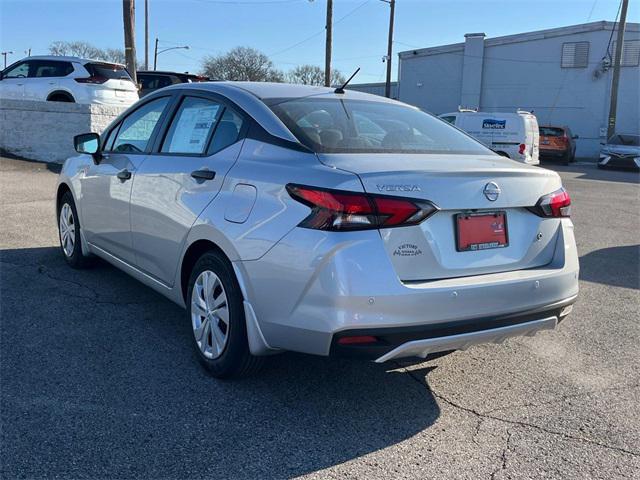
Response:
[74, 132, 101, 162]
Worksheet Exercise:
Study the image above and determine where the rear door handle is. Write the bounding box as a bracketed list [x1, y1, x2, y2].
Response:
[117, 169, 132, 181]
[191, 169, 216, 181]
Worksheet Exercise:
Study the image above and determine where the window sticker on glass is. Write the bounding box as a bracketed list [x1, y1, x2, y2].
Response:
[163, 97, 221, 154]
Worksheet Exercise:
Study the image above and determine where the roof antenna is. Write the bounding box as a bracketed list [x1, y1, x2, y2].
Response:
[334, 67, 360, 94]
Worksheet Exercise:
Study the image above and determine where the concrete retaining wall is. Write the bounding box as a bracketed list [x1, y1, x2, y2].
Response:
[0, 99, 127, 163]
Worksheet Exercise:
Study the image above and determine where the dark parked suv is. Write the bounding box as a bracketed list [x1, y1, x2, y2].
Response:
[137, 70, 210, 96]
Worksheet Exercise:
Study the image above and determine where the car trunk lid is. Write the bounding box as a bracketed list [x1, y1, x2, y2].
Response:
[318, 153, 563, 281]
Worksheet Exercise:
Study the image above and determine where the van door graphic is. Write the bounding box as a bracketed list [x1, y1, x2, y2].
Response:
[482, 119, 506, 129]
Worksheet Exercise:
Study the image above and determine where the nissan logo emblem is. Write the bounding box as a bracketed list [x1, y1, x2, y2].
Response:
[483, 182, 501, 202]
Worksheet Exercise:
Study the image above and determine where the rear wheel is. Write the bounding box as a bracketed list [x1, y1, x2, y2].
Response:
[47, 92, 74, 102]
[187, 251, 263, 378]
[57, 192, 91, 268]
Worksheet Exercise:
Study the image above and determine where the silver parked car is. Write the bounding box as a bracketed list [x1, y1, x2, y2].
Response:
[57, 82, 579, 378]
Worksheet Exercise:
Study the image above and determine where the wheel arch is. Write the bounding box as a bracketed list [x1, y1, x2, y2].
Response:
[47, 90, 75, 102]
[56, 182, 72, 212]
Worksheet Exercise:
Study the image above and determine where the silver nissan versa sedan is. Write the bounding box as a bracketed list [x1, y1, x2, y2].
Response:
[56, 82, 579, 378]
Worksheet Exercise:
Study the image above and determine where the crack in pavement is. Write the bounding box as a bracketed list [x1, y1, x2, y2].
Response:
[394, 362, 640, 458]
[1, 260, 158, 306]
[490, 429, 512, 480]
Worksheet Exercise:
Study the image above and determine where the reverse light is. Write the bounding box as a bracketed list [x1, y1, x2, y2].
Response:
[528, 187, 571, 218]
[286, 184, 438, 231]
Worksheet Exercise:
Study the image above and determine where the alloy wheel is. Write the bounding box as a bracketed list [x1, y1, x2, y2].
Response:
[191, 270, 230, 359]
[59, 203, 76, 257]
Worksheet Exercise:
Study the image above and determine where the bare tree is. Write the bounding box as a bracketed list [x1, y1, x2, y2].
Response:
[287, 64, 345, 86]
[48, 41, 127, 64]
[201, 47, 284, 82]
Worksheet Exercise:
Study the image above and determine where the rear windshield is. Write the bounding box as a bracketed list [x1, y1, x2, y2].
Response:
[85, 62, 132, 81]
[270, 98, 491, 155]
[539, 127, 564, 137]
[609, 134, 640, 146]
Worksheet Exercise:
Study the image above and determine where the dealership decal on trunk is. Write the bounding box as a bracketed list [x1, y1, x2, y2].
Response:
[393, 243, 423, 257]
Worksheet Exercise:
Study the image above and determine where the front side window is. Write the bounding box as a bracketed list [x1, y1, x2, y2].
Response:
[30, 61, 73, 78]
[162, 97, 222, 154]
[111, 97, 170, 153]
[270, 98, 490, 155]
[2, 61, 29, 78]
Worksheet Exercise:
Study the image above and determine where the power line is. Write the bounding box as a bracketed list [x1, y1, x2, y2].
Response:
[269, 0, 373, 57]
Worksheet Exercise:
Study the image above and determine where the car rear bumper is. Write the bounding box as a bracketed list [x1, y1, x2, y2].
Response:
[540, 149, 569, 159]
[239, 218, 579, 358]
[330, 295, 575, 361]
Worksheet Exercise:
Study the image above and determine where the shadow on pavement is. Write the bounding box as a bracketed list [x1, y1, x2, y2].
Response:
[547, 163, 639, 185]
[579, 245, 640, 290]
[0, 246, 440, 479]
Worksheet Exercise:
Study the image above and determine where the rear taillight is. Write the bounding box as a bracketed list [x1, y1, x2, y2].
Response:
[528, 187, 571, 218]
[519, 143, 526, 155]
[286, 184, 438, 231]
[75, 75, 108, 84]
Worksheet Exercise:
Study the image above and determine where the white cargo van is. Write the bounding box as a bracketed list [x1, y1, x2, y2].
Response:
[440, 110, 540, 164]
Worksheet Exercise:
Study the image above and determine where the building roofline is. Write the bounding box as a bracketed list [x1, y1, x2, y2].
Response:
[399, 20, 640, 59]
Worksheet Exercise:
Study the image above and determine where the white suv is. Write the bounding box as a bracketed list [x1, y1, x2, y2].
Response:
[0, 56, 139, 106]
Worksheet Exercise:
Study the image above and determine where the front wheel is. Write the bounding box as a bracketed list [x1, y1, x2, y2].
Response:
[187, 251, 263, 378]
[57, 191, 92, 268]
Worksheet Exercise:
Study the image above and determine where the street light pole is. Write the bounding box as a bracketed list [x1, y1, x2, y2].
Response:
[606, 0, 629, 140]
[153, 42, 190, 71]
[1, 51, 13, 69]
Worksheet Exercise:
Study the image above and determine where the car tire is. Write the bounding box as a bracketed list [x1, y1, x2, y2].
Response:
[187, 251, 263, 379]
[57, 191, 92, 269]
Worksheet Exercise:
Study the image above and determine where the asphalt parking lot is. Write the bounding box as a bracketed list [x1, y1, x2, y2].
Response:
[1, 156, 639, 479]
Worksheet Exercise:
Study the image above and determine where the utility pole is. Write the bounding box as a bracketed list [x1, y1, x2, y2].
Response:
[123, 0, 137, 83]
[144, 0, 149, 70]
[324, 0, 333, 87]
[383, 0, 395, 98]
[153, 38, 159, 70]
[1, 51, 13, 69]
[607, 0, 629, 140]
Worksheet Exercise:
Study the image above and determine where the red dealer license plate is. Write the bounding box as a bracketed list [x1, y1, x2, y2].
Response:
[456, 212, 508, 252]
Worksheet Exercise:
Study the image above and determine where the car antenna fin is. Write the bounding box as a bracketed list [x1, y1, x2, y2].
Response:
[334, 67, 360, 94]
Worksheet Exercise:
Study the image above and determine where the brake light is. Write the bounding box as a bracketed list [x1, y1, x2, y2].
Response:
[75, 75, 108, 84]
[519, 143, 526, 155]
[528, 187, 571, 218]
[286, 184, 438, 231]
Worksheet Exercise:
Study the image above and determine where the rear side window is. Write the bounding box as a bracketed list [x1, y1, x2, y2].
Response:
[539, 127, 564, 137]
[270, 98, 490, 154]
[209, 109, 243, 153]
[140, 74, 175, 90]
[111, 97, 170, 153]
[30, 60, 73, 78]
[440, 115, 456, 124]
[162, 97, 222, 154]
[85, 63, 132, 81]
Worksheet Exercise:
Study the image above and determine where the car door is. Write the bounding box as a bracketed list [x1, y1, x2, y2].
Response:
[0, 60, 30, 99]
[24, 60, 74, 101]
[80, 95, 172, 264]
[129, 92, 246, 285]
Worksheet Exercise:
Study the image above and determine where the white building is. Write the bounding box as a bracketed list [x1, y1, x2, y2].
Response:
[395, 21, 639, 158]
